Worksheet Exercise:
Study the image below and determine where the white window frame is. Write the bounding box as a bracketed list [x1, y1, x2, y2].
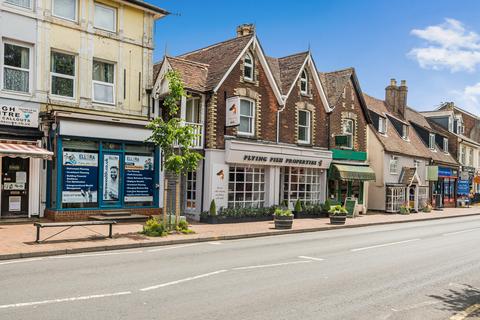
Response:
[243, 53, 253, 81]
[50, 51, 76, 100]
[343, 118, 354, 149]
[429, 133, 436, 150]
[402, 124, 409, 140]
[281, 167, 323, 207]
[297, 110, 311, 144]
[185, 97, 201, 124]
[52, 0, 78, 22]
[5, 0, 32, 9]
[378, 117, 386, 134]
[238, 98, 255, 136]
[389, 155, 398, 175]
[185, 170, 197, 211]
[92, 59, 115, 106]
[228, 166, 265, 209]
[1, 40, 33, 95]
[94, 2, 117, 33]
[443, 138, 449, 153]
[300, 70, 308, 95]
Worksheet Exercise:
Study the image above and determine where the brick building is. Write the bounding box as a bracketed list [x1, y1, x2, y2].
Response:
[152, 25, 333, 219]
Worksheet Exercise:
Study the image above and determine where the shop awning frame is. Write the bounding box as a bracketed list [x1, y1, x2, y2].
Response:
[330, 164, 376, 181]
[0, 142, 53, 160]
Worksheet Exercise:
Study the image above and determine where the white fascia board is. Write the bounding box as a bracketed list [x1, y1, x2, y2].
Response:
[153, 57, 172, 98]
[308, 55, 332, 113]
[284, 57, 309, 102]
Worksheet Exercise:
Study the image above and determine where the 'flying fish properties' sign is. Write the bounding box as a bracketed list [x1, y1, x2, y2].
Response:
[225, 151, 330, 169]
[0, 105, 38, 128]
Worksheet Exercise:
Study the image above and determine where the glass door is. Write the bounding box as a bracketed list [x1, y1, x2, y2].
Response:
[1, 157, 29, 217]
[101, 152, 122, 207]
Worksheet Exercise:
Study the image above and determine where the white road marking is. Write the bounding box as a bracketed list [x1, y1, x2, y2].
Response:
[232, 260, 312, 270]
[140, 270, 228, 292]
[450, 303, 480, 320]
[147, 243, 200, 252]
[350, 239, 421, 252]
[0, 258, 43, 265]
[0, 291, 131, 309]
[49, 251, 143, 259]
[207, 241, 222, 245]
[298, 256, 324, 261]
[443, 227, 480, 236]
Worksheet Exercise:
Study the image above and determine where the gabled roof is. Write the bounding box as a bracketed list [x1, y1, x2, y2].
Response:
[162, 57, 209, 92]
[178, 34, 254, 91]
[266, 52, 309, 94]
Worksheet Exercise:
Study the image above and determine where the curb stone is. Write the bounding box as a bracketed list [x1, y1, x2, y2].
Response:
[1, 212, 479, 261]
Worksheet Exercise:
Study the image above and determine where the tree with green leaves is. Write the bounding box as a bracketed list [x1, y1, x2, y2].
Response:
[147, 70, 203, 225]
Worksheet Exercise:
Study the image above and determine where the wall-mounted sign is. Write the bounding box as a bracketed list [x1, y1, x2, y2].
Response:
[226, 97, 240, 127]
[9, 196, 21, 212]
[62, 152, 98, 204]
[438, 167, 454, 178]
[211, 164, 229, 210]
[457, 180, 470, 196]
[225, 150, 330, 169]
[124, 155, 154, 202]
[426, 166, 438, 181]
[4, 183, 25, 190]
[0, 105, 39, 128]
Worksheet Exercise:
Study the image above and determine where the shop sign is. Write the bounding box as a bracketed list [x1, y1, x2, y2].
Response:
[225, 97, 240, 127]
[0, 105, 38, 128]
[226, 150, 329, 169]
[124, 155, 154, 202]
[457, 180, 470, 196]
[62, 152, 98, 203]
[103, 155, 120, 201]
[3, 182, 25, 190]
[426, 166, 438, 181]
[438, 167, 453, 177]
[211, 164, 228, 209]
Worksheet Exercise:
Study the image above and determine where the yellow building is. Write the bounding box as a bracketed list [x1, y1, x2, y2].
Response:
[37, 0, 168, 220]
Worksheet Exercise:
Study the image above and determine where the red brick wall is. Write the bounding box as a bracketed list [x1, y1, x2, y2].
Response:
[44, 208, 161, 222]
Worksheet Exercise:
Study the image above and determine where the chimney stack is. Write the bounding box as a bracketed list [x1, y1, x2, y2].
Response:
[385, 78, 408, 116]
[385, 79, 398, 113]
[236, 24, 255, 37]
[397, 80, 408, 117]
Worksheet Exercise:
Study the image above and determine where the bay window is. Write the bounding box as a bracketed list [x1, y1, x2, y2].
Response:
[298, 110, 311, 144]
[94, 3, 117, 32]
[51, 51, 75, 98]
[239, 98, 255, 136]
[53, 0, 77, 21]
[93, 60, 115, 104]
[3, 42, 31, 93]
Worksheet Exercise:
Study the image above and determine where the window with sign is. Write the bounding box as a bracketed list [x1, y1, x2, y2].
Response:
[3, 42, 31, 93]
[51, 51, 75, 98]
[93, 60, 115, 104]
[238, 99, 255, 136]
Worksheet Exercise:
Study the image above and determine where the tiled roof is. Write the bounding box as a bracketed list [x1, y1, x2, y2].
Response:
[363, 93, 431, 159]
[178, 34, 254, 90]
[167, 57, 209, 92]
[153, 63, 162, 84]
[277, 52, 309, 94]
[318, 68, 354, 107]
[265, 56, 282, 91]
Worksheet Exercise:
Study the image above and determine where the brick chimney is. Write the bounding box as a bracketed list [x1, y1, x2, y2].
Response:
[397, 80, 408, 117]
[236, 24, 255, 37]
[385, 79, 397, 113]
[385, 79, 408, 116]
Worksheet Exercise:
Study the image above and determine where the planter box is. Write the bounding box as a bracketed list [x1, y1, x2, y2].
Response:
[274, 215, 294, 229]
[200, 215, 273, 224]
[329, 215, 347, 225]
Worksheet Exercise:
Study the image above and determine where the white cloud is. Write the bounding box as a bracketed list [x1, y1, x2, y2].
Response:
[451, 82, 480, 115]
[408, 18, 480, 72]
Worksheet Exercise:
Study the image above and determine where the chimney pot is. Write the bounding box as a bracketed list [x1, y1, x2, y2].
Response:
[400, 80, 407, 87]
[236, 24, 255, 37]
[390, 78, 397, 86]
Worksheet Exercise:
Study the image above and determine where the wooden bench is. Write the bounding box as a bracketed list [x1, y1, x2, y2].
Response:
[34, 221, 117, 243]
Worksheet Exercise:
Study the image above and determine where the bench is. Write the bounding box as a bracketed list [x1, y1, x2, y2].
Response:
[34, 221, 117, 243]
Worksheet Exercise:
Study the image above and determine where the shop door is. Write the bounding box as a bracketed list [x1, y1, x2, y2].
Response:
[101, 153, 122, 207]
[1, 157, 29, 217]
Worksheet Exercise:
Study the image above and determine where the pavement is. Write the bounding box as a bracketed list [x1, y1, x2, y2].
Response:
[0, 206, 479, 260]
[1, 215, 480, 319]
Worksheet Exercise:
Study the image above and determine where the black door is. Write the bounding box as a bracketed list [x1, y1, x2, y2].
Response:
[1, 158, 29, 217]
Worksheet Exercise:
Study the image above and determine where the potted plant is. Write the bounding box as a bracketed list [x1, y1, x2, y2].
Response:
[200, 199, 218, 224]
[321, 199, 332, 217]
[422, 203, 432, 213]
[399, 204, 410, 215]
[274, 208, 294, 229]
[328, 205, 348, 225]
[293, 199, 303, 218]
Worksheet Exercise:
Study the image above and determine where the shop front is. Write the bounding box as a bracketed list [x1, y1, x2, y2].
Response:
[0, 99, 52, 219]
[45, 114, 161, 221]
[202, 140, 332, 215]
[431, 166, 458, 208]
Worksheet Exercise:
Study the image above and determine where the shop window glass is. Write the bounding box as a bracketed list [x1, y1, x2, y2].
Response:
[125, 144, 154, 154]
[102, 142, 122, 150]
[51, 51, 75, 98]
[281, 167, 322, 206]
[3, 43, 30, 93]
[185, 171, 197, 210]
[228, 166, 265, 208]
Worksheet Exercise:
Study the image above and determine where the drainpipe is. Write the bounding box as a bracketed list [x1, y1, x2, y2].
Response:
[146, 88, 152, 120]
[276, 97, 287, 143]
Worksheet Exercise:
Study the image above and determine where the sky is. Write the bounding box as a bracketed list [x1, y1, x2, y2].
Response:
[149, 0, 480, 116]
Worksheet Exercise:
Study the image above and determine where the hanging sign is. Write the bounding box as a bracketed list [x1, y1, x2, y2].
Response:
[124, 155, 154, 202]
[62, 152, 98, 203]
[226, 97, 240, 127]
[0, 105, 39, 128]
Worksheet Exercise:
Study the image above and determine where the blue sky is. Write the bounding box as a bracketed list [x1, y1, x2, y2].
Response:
[150, 0, 480, 115]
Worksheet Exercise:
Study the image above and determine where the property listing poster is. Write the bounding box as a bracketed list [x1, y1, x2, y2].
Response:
[124, 155, 154, 202]
[62, 152, 98, 203]
[103, 154, 120, 201]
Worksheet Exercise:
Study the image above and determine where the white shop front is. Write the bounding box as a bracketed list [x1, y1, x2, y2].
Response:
[203, 140, 332, 214]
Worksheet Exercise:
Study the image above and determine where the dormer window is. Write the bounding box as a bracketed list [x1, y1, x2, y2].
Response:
[300, 70, 308, 94]
[443, 138, 449, 153]
[429, 133, 436, 150]
[402, 124, 409, 140]
[378, 117, 387, 134]
[243, 53, 253, 81]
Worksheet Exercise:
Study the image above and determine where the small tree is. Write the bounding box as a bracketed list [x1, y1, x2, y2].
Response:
[147, 70, 203, 226]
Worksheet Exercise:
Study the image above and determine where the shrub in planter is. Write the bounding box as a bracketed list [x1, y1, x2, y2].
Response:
[209, 199, 217, 216]
[399, 205, 410, 215]
[274, 208, 294, 229]
[302, 203, 324, 218]
[142, 217, 167, 237]
[293, 199, 303, 218]
[328, 205, 347, 225]
[422, 204, 432, 213]
[322, 199, 332, 214]
[176, 220, 195, 234]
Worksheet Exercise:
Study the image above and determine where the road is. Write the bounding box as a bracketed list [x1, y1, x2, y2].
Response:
[1, 216, 480, 320]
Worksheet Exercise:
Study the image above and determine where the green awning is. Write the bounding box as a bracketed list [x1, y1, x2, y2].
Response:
[330, 164, 376, 181]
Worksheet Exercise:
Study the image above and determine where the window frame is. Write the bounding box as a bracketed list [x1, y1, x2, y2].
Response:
[429, 133, 436, 150]
[243, 53, 254, 81]
[300, 69, 308, 95]
[443, 138, 449, 154]
[92, 59, 115, 106]
[2, 40, 33, 95]
[378, 117, 387, 134]
[297, 109, 311, 144]
[50, 50, 76, 100]
[401, 124, 409, 140]
[228, 166, 265, 209]
[238, 98, 255, 136]
[52, 0, 78, 22]
[184, 170, 197, 211]
[343, 118, 354, 149]
[185, 96, 201, 124]
[5, 0, 32, 9]
[93, 2, 117, 33]
[389, 155, 399, 175]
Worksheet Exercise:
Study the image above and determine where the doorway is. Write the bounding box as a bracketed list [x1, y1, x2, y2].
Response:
[1, 157, 30, 217]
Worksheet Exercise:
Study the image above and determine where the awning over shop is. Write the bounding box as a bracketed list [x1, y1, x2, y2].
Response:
[330, 164, 376, 181]
[0, 142, 53, 160]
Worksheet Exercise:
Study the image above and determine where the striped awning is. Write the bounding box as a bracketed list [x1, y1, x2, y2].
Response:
[0, 142, 53, 160]
[330, 164, 376, 181]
